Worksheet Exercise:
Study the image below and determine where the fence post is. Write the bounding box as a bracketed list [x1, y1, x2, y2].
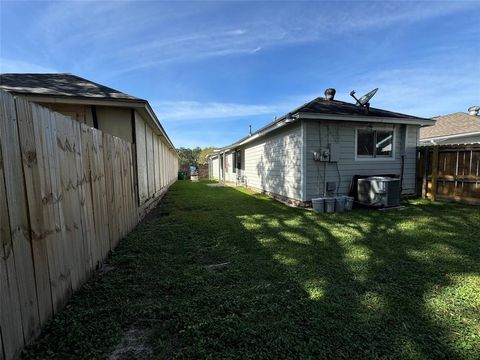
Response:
[430, 146, 439, 201]
[421, 147, 429, 199]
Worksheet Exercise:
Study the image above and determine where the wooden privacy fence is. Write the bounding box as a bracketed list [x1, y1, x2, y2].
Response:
[0, 91, 139, 359]
[417, 144, 480, 204]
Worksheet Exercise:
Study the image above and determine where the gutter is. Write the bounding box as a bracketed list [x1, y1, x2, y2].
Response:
[419, 131, 480, 144]
[297, 113, 435, 126]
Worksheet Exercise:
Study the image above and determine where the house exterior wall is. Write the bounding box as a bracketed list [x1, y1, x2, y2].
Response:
[37, 102, 132, 142]
[96, 106, 132, 142]
[223, 152, 237, 182]
[241, 122, 303, 201]
[303, 120, 419, 201]
[211, 156, 220, 180]
[36, 102, 94, 127]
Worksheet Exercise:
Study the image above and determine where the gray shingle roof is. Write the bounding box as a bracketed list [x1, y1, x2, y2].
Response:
[215, 96, 430, 151]
[297, 97, 427, 120]
[0, 73, 143, 102]
[420, 112, 480, 139]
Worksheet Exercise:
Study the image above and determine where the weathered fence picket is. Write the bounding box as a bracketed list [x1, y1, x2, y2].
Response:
[0, 91, 141, 359]
[417, 144, 480, 204]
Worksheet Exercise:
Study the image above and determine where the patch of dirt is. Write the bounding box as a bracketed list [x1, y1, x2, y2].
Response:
[108, 327, 153, 360]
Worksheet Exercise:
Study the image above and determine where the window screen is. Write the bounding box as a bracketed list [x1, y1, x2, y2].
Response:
[357, 129, 374, 156]
[357, 129, 394, 158]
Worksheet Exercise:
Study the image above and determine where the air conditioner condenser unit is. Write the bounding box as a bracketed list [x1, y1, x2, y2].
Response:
[357, 176, 400, 207]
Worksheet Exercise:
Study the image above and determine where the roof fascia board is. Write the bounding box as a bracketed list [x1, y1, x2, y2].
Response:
[219, 118, 297, 151]
[140, 103, 176, 151]
[20, 94, 145, 108]
[297, 113, 435, 126]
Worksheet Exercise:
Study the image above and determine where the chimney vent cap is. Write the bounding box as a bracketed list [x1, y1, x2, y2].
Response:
[324, 88, 336, 101]
[468, 106, 480, 116]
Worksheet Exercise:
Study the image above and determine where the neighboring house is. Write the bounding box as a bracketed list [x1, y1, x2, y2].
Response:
[208, 89, 434, 206]
[0, 73, 178, 213]
[419, 107, 480, 145]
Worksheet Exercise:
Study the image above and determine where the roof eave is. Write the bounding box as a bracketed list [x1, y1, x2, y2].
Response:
[14, 93, 177, 152]
[216, 116, 299, 152]
[297, 112, 435, 126]
[17, 93, 147, 107]
[420, 130, 480, 142]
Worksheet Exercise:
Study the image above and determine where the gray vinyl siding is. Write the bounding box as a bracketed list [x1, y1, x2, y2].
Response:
[224, 152, 237, 182]
[211, 157, 219, 180]
[304, 120, 419, 201]
[242, 122, 303, 200]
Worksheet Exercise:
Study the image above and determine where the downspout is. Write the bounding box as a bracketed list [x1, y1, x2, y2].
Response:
[223, 151, 226, 184]
[399, 125, 406, 193]
[400, 155, 405, 193]
[323, 161, 327, 197]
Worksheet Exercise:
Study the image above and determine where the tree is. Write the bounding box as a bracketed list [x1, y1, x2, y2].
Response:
[176, 147, 193, 170]
[191, 147, 202, 166]
[176, 146, 206, 170]
[199, 147, 216, 165]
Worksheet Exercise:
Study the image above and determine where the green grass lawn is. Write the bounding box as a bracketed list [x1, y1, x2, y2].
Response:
[24, 181, 480, 359]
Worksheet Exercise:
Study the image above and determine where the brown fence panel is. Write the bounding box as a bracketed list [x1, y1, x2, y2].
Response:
[417, 144, 480, 204]
[0, 90, 140, 359]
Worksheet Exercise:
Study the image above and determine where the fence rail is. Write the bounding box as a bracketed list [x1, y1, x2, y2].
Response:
[0, 91, 139, 359]
[417, 144, 480, 204]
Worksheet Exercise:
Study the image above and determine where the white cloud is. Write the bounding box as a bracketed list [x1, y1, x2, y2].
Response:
[0, 58, 57, 73]
[152, 100, 283, 122]
[342, 52, 480, 117]
[18, 0, 477, 77]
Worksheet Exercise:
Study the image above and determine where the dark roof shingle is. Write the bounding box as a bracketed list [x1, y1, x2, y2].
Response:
[216, 96, 430, 151]
[0, 73, 143, 102]
[420, 112, 480, 139]
[297, 97, 426, 120]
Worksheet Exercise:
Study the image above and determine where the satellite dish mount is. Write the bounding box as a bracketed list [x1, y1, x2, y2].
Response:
[350, 88, 379, 113]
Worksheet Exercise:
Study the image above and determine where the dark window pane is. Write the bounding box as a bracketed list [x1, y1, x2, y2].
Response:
[357, 129, 374, 156]
[376, 130, 393, 157]
[236, 150, 242, 170]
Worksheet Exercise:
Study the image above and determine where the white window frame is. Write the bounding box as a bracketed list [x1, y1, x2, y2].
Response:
[354, 126, 396, 161]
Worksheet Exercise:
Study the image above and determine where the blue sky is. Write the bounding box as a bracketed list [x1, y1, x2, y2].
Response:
[1, 1, 479, 148]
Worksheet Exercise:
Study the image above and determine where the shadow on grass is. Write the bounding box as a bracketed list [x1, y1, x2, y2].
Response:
[23, 181, 480, 359]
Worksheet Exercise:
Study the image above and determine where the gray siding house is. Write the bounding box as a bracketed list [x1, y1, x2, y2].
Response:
[208, 89, 434, 206]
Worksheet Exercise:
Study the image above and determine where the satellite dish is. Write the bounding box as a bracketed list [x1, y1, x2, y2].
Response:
[350, 88, 379, 111]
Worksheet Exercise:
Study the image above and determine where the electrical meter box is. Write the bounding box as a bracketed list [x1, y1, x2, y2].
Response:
[313, 143, 339, 162]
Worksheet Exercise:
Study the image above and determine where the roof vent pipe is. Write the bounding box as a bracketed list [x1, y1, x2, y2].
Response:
[324, 88, 336, 101]
[468, 106, 480, 116]
[249, 125, 252, 136]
